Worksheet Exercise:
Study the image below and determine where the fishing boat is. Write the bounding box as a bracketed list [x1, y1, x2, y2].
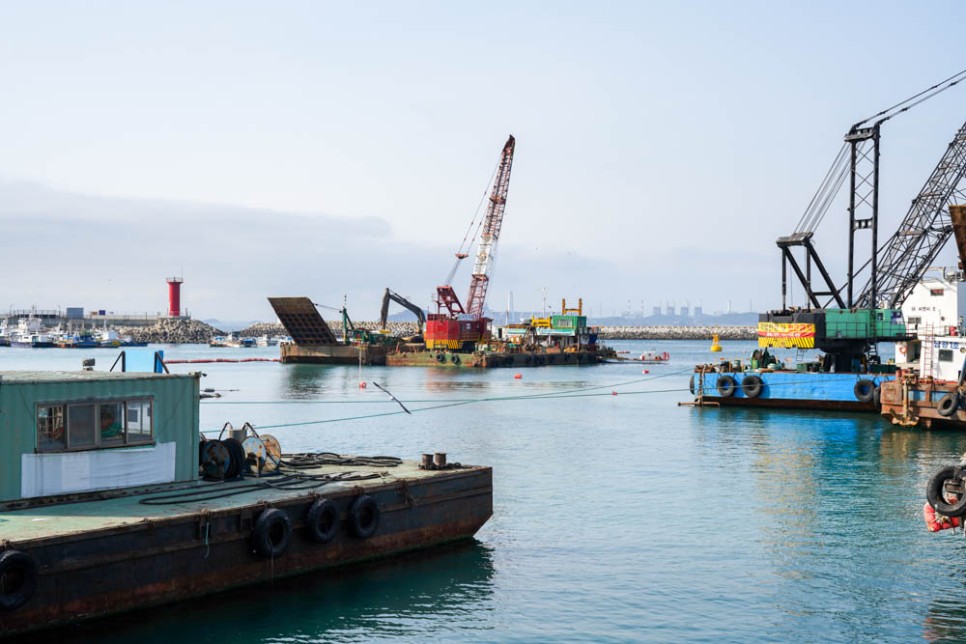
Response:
[0, 369, 492, 637]
[639, 351, 670, 363]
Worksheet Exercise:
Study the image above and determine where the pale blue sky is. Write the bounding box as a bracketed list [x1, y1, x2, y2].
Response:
[1, 1, 964, 321]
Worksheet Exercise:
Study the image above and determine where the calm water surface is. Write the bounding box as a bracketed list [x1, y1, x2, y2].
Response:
[5, 340, 966, 643]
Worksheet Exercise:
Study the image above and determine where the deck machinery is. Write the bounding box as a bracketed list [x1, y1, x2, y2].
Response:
[762, 71, 966, 369]
[425, 135, 516, 351]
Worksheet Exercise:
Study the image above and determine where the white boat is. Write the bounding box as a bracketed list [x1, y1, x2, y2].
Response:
[639, 351, 670, 363]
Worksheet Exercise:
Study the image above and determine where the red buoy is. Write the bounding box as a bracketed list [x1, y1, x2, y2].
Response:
[514, 374, 522, 379]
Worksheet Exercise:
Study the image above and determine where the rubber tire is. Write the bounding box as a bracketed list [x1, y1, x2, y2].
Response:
[926, 466, 966, 517]
[742, 375, 763, 398]
[305, 498, 340, 544]
[689, 375, 696, 396]
[252, 508, 292, 558]
[0, 550, 36, 612]
[451, 354, 461, 365]
[938, 392, 960, 418]
[854, 379, 876, 404]
[347, 495, 380, 539]
[435, 354, 444, 362]
[716, 375, 736, 398]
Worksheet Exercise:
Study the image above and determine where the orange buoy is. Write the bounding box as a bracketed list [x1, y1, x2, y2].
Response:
[514, 373, 522, 379]
[642, 369, 649, 374]
[924, 501, 962, 532]
[359, 382, 367, 389]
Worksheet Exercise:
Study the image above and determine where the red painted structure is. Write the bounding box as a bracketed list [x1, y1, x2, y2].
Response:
[166, 277, 183, 317]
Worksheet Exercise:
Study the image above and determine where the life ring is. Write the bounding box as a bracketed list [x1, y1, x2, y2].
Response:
[252, 508, 292, 558]
[926, 466, 966, 517]
[853, 379, 876, 404]
[0, 550, 36, 612]
[347, 494, 380, 539]
[898, 345, 907, 355]
[938, 392, 960, 417]
[451, 354, 461, 365]
[741, 374, 763, 398]
[716, 375, 736, 398]
[305, 498, 340, 544]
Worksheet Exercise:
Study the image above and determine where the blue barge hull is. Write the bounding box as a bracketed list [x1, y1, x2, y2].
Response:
[690, 370, 894, 412]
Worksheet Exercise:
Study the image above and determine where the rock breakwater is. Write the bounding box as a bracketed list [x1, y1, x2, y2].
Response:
[598, 326, 756, 340]
[112, 319, 756, 344]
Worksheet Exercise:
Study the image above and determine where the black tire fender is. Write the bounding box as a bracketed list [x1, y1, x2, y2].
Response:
[0, 550, 36, 612]
[854, 379, 876, 404]
[451, 354, 461, 365]
[927, 466, 966, 517]
[347, 494, 380, 539]
[305, 498, 340, 544]
[716, 375, 736, 398]
[938, 392, 960, 418]
[252, 508, 292, 558]
[689, 375, 696, 396]
[742, 374, 763, 398]
[435, 353, 444, 362]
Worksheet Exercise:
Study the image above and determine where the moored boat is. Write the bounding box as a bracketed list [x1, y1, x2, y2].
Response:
[0, 369, 492, 637]
[688, 306, 904, 412]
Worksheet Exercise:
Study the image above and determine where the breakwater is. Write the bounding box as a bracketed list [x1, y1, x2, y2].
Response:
[114, 320, 756, 344]
[598, 325, 756, 340]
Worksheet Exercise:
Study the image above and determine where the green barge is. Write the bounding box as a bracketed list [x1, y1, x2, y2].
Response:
[0, 370, 492, 637]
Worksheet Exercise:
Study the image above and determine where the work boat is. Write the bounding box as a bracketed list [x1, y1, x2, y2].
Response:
[689, 308, 905, 412]
[0, 369, 492, 637]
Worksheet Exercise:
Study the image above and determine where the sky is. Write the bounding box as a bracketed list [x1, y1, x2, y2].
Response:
[1, 1, 965, 323]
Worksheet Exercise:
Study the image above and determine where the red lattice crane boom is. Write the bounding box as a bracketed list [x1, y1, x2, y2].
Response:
[465, 135, 515, 316]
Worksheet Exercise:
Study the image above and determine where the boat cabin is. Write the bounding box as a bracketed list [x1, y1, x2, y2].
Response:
[0, 371, 200, 504]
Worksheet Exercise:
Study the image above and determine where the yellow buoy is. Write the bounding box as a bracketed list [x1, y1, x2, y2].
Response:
[710, 334, 722, 352]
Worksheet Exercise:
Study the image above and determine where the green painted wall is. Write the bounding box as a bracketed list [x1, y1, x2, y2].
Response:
[0, 371, 200, 501]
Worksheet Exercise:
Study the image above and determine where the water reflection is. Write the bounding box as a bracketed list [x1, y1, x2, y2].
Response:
[924, 587, 966, 642]
[282, 364, 349, 399]
[50, 541, 496, 644]
[689, 405, 966, 638]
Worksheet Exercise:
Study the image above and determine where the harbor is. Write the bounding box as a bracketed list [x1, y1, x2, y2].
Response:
[0, 342, 961, 641]
[5, 3, 966, 640]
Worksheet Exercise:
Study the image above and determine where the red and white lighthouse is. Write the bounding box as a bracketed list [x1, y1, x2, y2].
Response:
[166, 277, 183, 317]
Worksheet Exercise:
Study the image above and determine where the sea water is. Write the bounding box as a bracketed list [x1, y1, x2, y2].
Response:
[5, 340, 966, 643]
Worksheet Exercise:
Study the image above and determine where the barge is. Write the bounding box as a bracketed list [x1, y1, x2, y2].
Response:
[688, 308, 903, 412]
[0, 370, 492, 637]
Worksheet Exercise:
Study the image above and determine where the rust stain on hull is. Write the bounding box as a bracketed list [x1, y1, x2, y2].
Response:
[0, 467, 492, 637]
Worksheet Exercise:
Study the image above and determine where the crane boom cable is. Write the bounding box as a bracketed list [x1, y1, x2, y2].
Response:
[795, 143, 851, 234]
[854, 67, 966, 128]
[443, 157, 502, 286]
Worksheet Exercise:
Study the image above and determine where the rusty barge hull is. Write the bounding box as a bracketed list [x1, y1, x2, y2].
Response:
[279, 343, 388, 365]
[0, 461, 492, 638]
[386, 349, 601, 368]
[880, 376, 966, 428]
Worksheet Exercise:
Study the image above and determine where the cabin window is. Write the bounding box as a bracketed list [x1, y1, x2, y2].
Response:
[36, 398, 154, 452]
[939, 349, 955, 363]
